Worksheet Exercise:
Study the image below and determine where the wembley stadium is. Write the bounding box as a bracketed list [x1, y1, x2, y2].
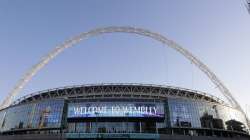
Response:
[0, 27, 250, 140]
[0, 84, 249, 140]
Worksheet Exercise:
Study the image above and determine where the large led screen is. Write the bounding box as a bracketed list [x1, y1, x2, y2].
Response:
[68, 102, 165, 118]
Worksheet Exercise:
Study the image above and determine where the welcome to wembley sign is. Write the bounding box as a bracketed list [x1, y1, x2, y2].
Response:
[67, 102, 165, 118]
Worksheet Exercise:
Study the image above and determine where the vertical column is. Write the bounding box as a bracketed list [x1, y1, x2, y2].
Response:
[156, 123, 158, 134]
[139, 122, 142, 133]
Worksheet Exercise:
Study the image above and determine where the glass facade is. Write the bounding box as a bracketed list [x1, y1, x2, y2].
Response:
[65, 99, 249, 134]
[0, 97, 248, 134]
[168, 97, 248, 131]
[168, 98, 201, 128]
[216, 105, 248, 129]
[2, 103, 33, 131]
[0, 99, 64, 132]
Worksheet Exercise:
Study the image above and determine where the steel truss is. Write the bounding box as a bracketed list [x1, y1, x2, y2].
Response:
[12, 84, 224, 106]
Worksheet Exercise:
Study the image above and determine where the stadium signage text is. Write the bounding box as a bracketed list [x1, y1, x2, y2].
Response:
[73, 105, 157, 116]
[67, 102, 164, 118]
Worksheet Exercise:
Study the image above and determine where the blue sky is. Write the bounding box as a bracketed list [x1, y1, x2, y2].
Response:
[0, 0, 250, 114]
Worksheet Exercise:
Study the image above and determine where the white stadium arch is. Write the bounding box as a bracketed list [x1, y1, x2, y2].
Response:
[0, 26, 248, 126]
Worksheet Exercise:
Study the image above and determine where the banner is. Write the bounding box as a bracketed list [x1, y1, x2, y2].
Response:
[68, 102, 165, 118]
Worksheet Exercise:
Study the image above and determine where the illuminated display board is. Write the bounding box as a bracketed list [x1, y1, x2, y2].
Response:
[67, 102, 165, 118]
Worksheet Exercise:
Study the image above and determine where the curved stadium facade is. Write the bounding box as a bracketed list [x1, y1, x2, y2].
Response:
[0, 84, 249, 140]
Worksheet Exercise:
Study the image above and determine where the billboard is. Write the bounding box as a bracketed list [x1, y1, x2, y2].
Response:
[68, 102, 165, 118]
